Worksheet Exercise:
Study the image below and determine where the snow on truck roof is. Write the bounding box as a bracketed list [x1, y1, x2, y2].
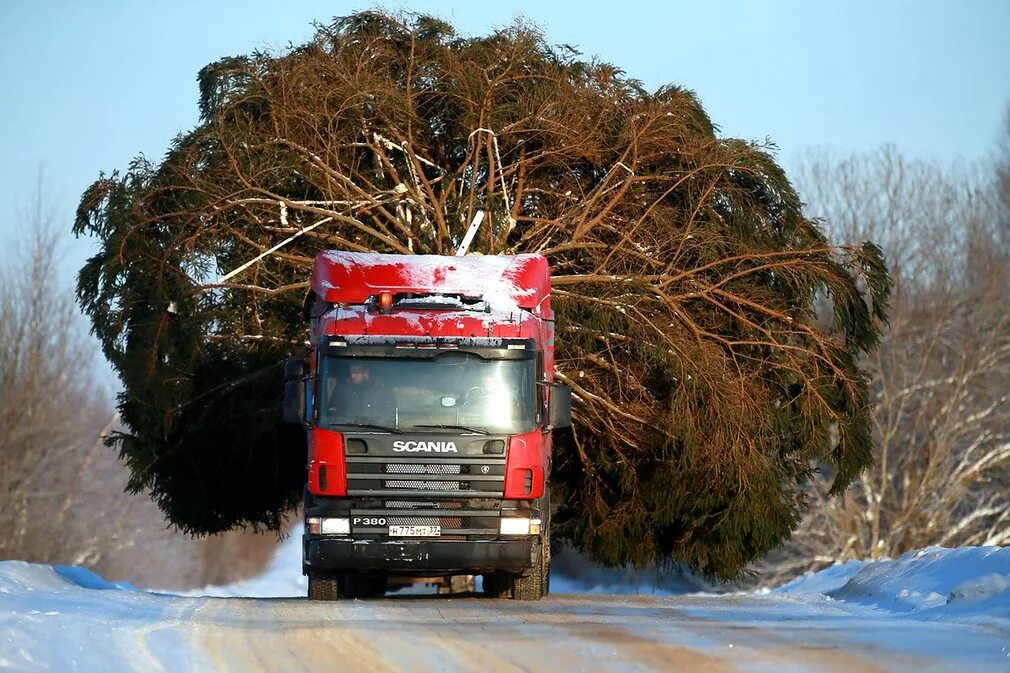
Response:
[311, 252, 550, 311]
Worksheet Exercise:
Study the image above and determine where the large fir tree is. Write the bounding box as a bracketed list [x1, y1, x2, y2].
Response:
[75, 12, 890, 578]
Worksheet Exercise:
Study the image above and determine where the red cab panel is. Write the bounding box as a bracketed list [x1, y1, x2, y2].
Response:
[308, 428, 347, 496]
[503, 429, 548, 500]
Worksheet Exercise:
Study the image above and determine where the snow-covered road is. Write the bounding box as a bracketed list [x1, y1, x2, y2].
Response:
[2, 541, 1008, 672]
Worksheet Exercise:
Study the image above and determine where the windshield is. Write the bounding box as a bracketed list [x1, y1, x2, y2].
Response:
[319, 352, 536, 434]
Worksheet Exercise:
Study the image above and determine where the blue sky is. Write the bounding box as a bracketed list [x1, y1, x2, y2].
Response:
[2, 0, 1008, 272]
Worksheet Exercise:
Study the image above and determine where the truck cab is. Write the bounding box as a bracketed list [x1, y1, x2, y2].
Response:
[284, 252, 570, 601]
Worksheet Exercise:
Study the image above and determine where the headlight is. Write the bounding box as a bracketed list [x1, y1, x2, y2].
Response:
[500, 517, 542, 535]
[307, 517, 350, 535]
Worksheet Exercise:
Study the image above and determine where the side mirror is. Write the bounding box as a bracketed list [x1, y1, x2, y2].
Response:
[283, 359, 306, 425]
[546, 382, 572, 429]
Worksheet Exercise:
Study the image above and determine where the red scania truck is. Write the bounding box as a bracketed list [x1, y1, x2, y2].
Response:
[283, 252, 570, 601]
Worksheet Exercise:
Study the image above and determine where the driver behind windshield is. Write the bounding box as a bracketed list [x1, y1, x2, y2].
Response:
[327, 361, 386, 422]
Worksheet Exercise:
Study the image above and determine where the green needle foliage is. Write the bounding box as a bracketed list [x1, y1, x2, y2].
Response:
[74, 12, 890, 578]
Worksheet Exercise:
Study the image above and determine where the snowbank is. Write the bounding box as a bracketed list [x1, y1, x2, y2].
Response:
[552, 544, 1010, 619]
[775, 546, 1010, 623]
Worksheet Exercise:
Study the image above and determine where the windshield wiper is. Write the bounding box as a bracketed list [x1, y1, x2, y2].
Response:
[336, 422, 403, 434]
[412, 423, 489, 435]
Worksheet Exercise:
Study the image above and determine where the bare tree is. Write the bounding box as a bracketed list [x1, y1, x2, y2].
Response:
[755, 146, 1010, 582]
[0, 174, 113, 562]
[0, 175, 279, 588]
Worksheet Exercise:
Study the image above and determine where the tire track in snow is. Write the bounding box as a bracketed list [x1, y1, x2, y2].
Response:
[188, 597, 402, 672]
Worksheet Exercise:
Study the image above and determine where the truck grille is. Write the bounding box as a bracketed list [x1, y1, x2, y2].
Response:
[385, 463, 462, 475]
[345, 453, 505, 538]
[384, 500, 439, 509]
[387, 516, 441, 527]
[384, 479, 462, 490]
[345, 455, 505, 498]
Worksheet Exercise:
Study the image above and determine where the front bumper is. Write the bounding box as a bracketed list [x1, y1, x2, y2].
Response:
[304, 536, 536, 574]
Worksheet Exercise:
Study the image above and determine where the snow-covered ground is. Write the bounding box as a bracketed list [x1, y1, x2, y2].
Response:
[775, 546, 1010, 623]
[1, 538, 1008, 672]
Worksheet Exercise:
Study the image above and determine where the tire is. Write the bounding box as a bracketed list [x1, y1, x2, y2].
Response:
[483, 492, 551, 601]
[512, 490, 551, 600]
[307, 569, 343, 601]
[510, 544, 548, 600]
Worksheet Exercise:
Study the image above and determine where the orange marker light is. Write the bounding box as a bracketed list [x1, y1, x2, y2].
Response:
[378, 291, 394, 311]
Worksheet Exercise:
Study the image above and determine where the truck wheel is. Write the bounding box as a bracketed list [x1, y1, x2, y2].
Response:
[307, 570, 343, 601]
[510, 540, 548, 600]
[510, 493, 551, 601]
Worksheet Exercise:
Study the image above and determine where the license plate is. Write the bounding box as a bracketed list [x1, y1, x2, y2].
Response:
[389, 525, 441, 537]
